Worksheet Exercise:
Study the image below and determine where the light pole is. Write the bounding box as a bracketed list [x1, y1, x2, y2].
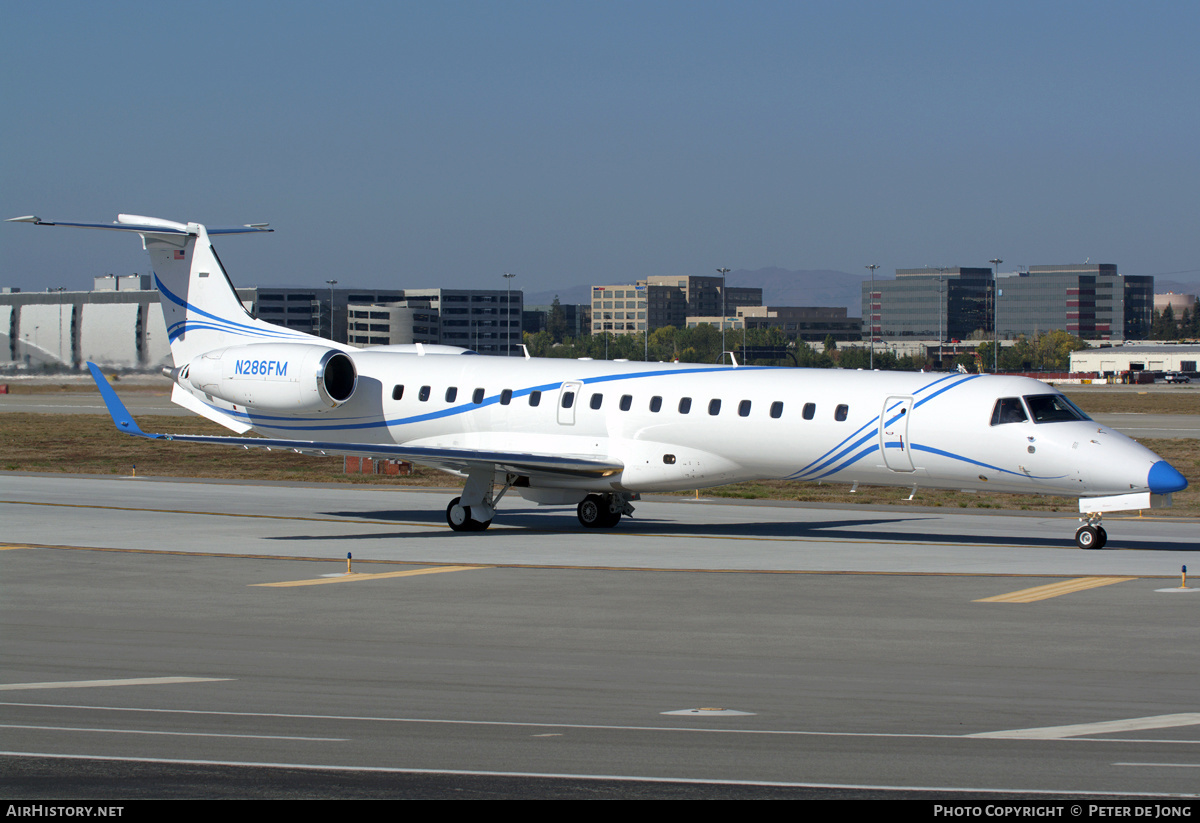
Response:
[865, 265, 879, 369]
[989, 258, 1003, 373]
[937, 277, 944, 342]
[325, 280, 338, 340]
[502, 272, 516, 356]
[640, 286, 649, 363]
[935, 270, 947, 368]
[716, 267, 730, 362]
[53, 287, 67, 368]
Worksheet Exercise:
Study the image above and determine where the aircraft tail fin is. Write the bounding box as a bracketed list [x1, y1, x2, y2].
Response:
[8, 214, 326, 366]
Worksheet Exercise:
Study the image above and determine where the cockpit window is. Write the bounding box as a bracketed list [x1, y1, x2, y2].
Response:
[1023, 394, 1090, 423]
[990, 397, 1028, 425]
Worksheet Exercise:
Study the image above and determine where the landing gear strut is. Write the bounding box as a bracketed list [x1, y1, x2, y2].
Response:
[445, 469, 516, 533]
[1075, 513, 1108, 550]
[577, 493, 635, 529]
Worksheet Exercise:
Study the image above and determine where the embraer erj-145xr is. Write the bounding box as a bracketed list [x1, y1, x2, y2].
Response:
[9, 214, 1189, 549]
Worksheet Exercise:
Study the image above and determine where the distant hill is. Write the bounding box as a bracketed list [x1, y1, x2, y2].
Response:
[527, 267, 871, 316]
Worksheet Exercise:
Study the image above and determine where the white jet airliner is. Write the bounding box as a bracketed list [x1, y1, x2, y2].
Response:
[8, 214, 1189, 548]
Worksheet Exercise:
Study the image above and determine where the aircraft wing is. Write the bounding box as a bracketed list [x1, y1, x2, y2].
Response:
[87, 363, 623, 479]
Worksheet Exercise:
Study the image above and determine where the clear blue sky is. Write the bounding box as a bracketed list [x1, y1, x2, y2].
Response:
[3, 1, 1198, 296]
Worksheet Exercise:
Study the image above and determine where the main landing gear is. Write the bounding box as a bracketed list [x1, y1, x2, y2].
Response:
[445, 468, 516, 533]
[444, 467, 638, 532]
[1075, 512, 1108, 550]
[577, 493, 635, 529]
[446, 496, 492, 532]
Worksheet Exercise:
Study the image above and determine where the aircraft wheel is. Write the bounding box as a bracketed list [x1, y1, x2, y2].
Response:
[1075, 525, 1100, 550]
[577, 495, 605, 528]
[1095, 526, 1107, 550]
[447, 497, 492, 532]
[447, 497, 475, 532]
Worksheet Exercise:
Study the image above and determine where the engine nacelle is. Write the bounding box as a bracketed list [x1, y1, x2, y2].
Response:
[181, 344, 357, 414]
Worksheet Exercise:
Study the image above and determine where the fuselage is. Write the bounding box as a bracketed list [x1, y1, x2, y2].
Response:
[197, 351, 1173, 501]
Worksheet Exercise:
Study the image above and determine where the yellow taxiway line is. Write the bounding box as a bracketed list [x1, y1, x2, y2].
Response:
[975, 576, 1137, 603]
[251, 565, 488, 587]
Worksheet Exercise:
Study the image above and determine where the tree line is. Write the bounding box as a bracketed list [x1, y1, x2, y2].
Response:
[524, 325, 1094, 372]
[526, 297, 1197, 372]
[1150, 303, 1200, 340]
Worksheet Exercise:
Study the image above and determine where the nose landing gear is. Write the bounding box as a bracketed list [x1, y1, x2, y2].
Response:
[1075, 513, 1108, 550]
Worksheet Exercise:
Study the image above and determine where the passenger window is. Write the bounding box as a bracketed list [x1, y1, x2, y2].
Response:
[445, 387, 458, 402]
[708, 399, 721, 416]
[770, 401, 783, 419]
[529, 390, 541, 407]
[991, 397, 1027, 425]
[590, 393, 603, 410]
[620, 395, 632, 411]
[472, 388, 485, 404]
[679, 397, 692, 414]
[835, 404, 848, 422]
[649, 396, 662, 413]
[802, 403, 815, 420]
[561, 391, 575, 409]
[500, 389, 513, 405]
[392, 385, 404, 401]
[419, 386, 431, 402]
[738, 400, 751, 417]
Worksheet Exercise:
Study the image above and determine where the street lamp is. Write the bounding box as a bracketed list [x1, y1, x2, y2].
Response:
[989, 258, 1003, 373]
[934, 269, 949, 368]
[716, 267, 730, 362]
[503, 272, 516, 356]
[53, 286, 67, 369]
[325, 280, 338, 340]
[865, 265, 879, 369]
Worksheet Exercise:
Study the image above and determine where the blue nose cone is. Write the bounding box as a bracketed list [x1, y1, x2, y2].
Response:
[1148, 460, 1189, 494]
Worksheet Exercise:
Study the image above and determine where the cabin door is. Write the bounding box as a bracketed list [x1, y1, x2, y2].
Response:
[880, 396, 915, 472]
[557, 381, 582, 425]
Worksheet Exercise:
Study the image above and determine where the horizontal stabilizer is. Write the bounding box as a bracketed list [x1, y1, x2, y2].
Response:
[7, 215, 271, 236]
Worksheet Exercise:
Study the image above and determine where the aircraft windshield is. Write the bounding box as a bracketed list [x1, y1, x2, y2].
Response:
[990, 397, 1028, 425]
[1023, 394, 1091, 424]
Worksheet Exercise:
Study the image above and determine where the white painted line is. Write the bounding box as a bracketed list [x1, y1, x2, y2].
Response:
[6, 702, 1200, 746]
[0, 724, 344, 742]
[969, 713, 1200, 739]
[1114, 762, 1200, 769]
[0, 677, 232, 691]
[3, 751, 1193, 797]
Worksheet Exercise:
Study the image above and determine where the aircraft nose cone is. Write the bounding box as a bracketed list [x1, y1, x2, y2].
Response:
[1148, 460, 1188, 494]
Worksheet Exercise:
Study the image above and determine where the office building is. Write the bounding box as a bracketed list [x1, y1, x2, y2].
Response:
[863, 267, 992, 342]
[864, 263, 1154, 344]
[592, 276, 763, 335]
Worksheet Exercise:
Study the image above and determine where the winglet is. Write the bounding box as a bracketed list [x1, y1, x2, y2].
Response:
[87, 362, 149, 438]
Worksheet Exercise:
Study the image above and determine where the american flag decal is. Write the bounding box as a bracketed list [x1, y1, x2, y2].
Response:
[174, 250, 185, 259]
